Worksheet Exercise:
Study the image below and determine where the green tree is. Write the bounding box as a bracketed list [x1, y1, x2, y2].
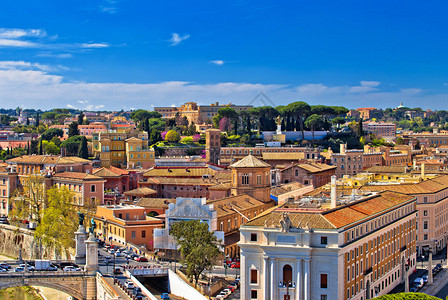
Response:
[149, 129, 162, 145]
[286, 101, 311, 140]
[396, 137, 405, 145]
[42, 140, 60, 155]
[35, 187, 78, 253]
[42, 111, 57, 121]
[30, 139, 39, 155]
[331, 117, 346, 131]
[78, 136, 89, 159]
[38, 138, 43, 155]
[41, 128, 64, 141]
[304, 114, 323, 141]
[170, 220, 222, 287]
[68, 122, 79, 137]
[35, 112, 40, 127]
[77, 112, 85, 126]
[165, 130, 181, 143]
[60, 135, 83, 156]
[11, 175, 46, 224]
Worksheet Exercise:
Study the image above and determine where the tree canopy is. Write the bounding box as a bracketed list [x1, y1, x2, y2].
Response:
[170, 220, 222, 287]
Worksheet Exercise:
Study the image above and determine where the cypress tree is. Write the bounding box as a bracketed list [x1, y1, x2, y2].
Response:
[35, 112, 40, 127]
[38, 139, 43, 155]
[77, 136, 88, 159]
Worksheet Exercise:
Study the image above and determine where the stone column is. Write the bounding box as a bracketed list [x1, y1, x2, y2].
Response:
[428, 252, 433, 285]
[84, 233, 98, 273]
[75, 224, 87, 265]
[270, 258, 276, 300]
[295, 259, 303, 300]
[304, 258, 311, 300]
[404, 267, 409, 293]
[263, 256, 269, 300]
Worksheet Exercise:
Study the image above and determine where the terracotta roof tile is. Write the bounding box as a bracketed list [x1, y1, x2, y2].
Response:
[53, 172, 104, 181]
[230, 154, 271, 168]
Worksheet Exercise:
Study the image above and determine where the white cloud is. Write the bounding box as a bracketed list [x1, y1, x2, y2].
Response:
[37, 52, 73, 59]
[0, 68, 443, 110]
[0, 28, 46, 39]
[169, 33, 190, 46]
[80, 43, 109, 48]
[210, 60, 225, 65]
[0, 39, 38, 48]
[360, 80, 381, 87]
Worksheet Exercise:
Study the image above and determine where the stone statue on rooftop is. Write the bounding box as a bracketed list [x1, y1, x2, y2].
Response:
[280, 212, 292, 232]
[275, 115, 283, 126]
[77, 212, 85, 226]
[89, 218, 96, 234]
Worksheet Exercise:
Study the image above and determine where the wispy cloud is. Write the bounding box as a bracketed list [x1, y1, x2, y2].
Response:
[0, 61, 52, 71]
[360, 80, 381, 87]
[0, 28, 46, 39]
[210, 60, 225, 65]
[0, 69, 440, 110]
[98, 0, 119, 14]
[79, 43, 109, 48]
[0, 39, 38, 48]
[0, 27, 109, 56]
[169, 33, 190, 46]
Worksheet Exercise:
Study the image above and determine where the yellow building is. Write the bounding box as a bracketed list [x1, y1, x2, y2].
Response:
[92, 131, 150, 168]
[125, 137, 155, 169]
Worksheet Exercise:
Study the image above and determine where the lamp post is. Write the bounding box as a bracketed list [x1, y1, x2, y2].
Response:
[428, 247, 433, 285]
[404, 261, 410, 293]
[113, 252, 116, 281]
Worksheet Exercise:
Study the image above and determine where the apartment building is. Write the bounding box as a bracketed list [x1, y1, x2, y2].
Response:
[239, 191, 417, 300]
[95, 205, 163, 250]
[6, 155, 93, 175]
[91, 131, 150, 168]
[331, 144, 364, 178]
[0, 169, 18, 216]
[361, 175, 448, 255]
[125, 137, 155, 169]
[356, 108, 382, 120]
[50, 123, 107, 139]
[154, 101, 252, 124]
[277, 162, 336, 187]
[363, 122, 396, 141]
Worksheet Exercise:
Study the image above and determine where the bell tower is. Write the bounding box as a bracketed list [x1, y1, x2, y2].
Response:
[205, 129, 221, 164]
[230, 154, 271, 203]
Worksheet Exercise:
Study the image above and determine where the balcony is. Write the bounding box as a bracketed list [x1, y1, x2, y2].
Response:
[364, 267, 372, 275]
[401, 245, 407, 252]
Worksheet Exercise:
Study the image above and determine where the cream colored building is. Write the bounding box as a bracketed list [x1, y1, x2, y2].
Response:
[239, 191, 417, 300]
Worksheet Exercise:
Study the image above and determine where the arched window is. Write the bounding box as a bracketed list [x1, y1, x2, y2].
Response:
[283, 264, 292, 285]
[242, 173, 249, 185]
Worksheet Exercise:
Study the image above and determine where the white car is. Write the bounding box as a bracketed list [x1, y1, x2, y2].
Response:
[64, 266, 82, 272]
[18, 264, 34, 271]
[124, 281, 135, 289]
[115, 252, 122, 257]
[0, 268, 7, 272]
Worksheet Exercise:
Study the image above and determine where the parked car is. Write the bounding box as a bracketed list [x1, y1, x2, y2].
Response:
[217, 291, 229, 299]
[226, 285, 236, 292]
[115, 252, 122, 257]
[63, 266, 82, 272]
[161, 293, 170, 299]
[0, 216, 9, 225]
[18, 264, 34, 271]
[108, 249, 115, 254]
[124, 281, 134, 289]
[230, 262, 240, 268]
[136, 256, 148, 262]
[104, 256, 112, 264]
[14, 267, 25, 272]
[113, 267, 122, 274]
[0, 267, 7, 272]
[133, 287, 142, 296]
[222, 288, 232, 295]
[414, 277, 424, 288]
[0, 263, 11, 269]
[422, 275, 428, 283]
[215, 295, 225, 300]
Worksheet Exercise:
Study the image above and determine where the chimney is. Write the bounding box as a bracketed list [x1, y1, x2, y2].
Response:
[421, 162, 425, 180]
[413, 159, 417, 170]
[340, 143, 347, 154]
[330, 175, 337, 209]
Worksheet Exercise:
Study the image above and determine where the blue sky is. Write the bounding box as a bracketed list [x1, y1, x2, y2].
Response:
[1, 0, 448, 110]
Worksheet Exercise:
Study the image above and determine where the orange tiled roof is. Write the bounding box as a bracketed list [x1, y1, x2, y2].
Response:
[144, 166, 218, 177]
[7, 155, 90, 165]
[53, 172, 104, 181]
[230, 154, 271, 168]
[206, 195, 271, 218]
[361, 174, 448, 195]
[246, 191, 414, 229]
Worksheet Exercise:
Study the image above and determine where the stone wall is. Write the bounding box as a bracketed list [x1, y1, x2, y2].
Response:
[0, 224, 72, 260]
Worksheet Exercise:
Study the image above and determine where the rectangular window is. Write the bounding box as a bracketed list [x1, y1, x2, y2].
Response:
[321, 296, 328, 300]
[321, 236, 328, 245]
[320, 274, 328, 289]
[142, 231, 146, 238]
[250, 233, 258, 242]
[90, 184, 96, 192]
[257, 175, 261, 185]
[132, 231, 136, 239]
[250, 269, 258, 284]
[251, 290, 258, 299]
